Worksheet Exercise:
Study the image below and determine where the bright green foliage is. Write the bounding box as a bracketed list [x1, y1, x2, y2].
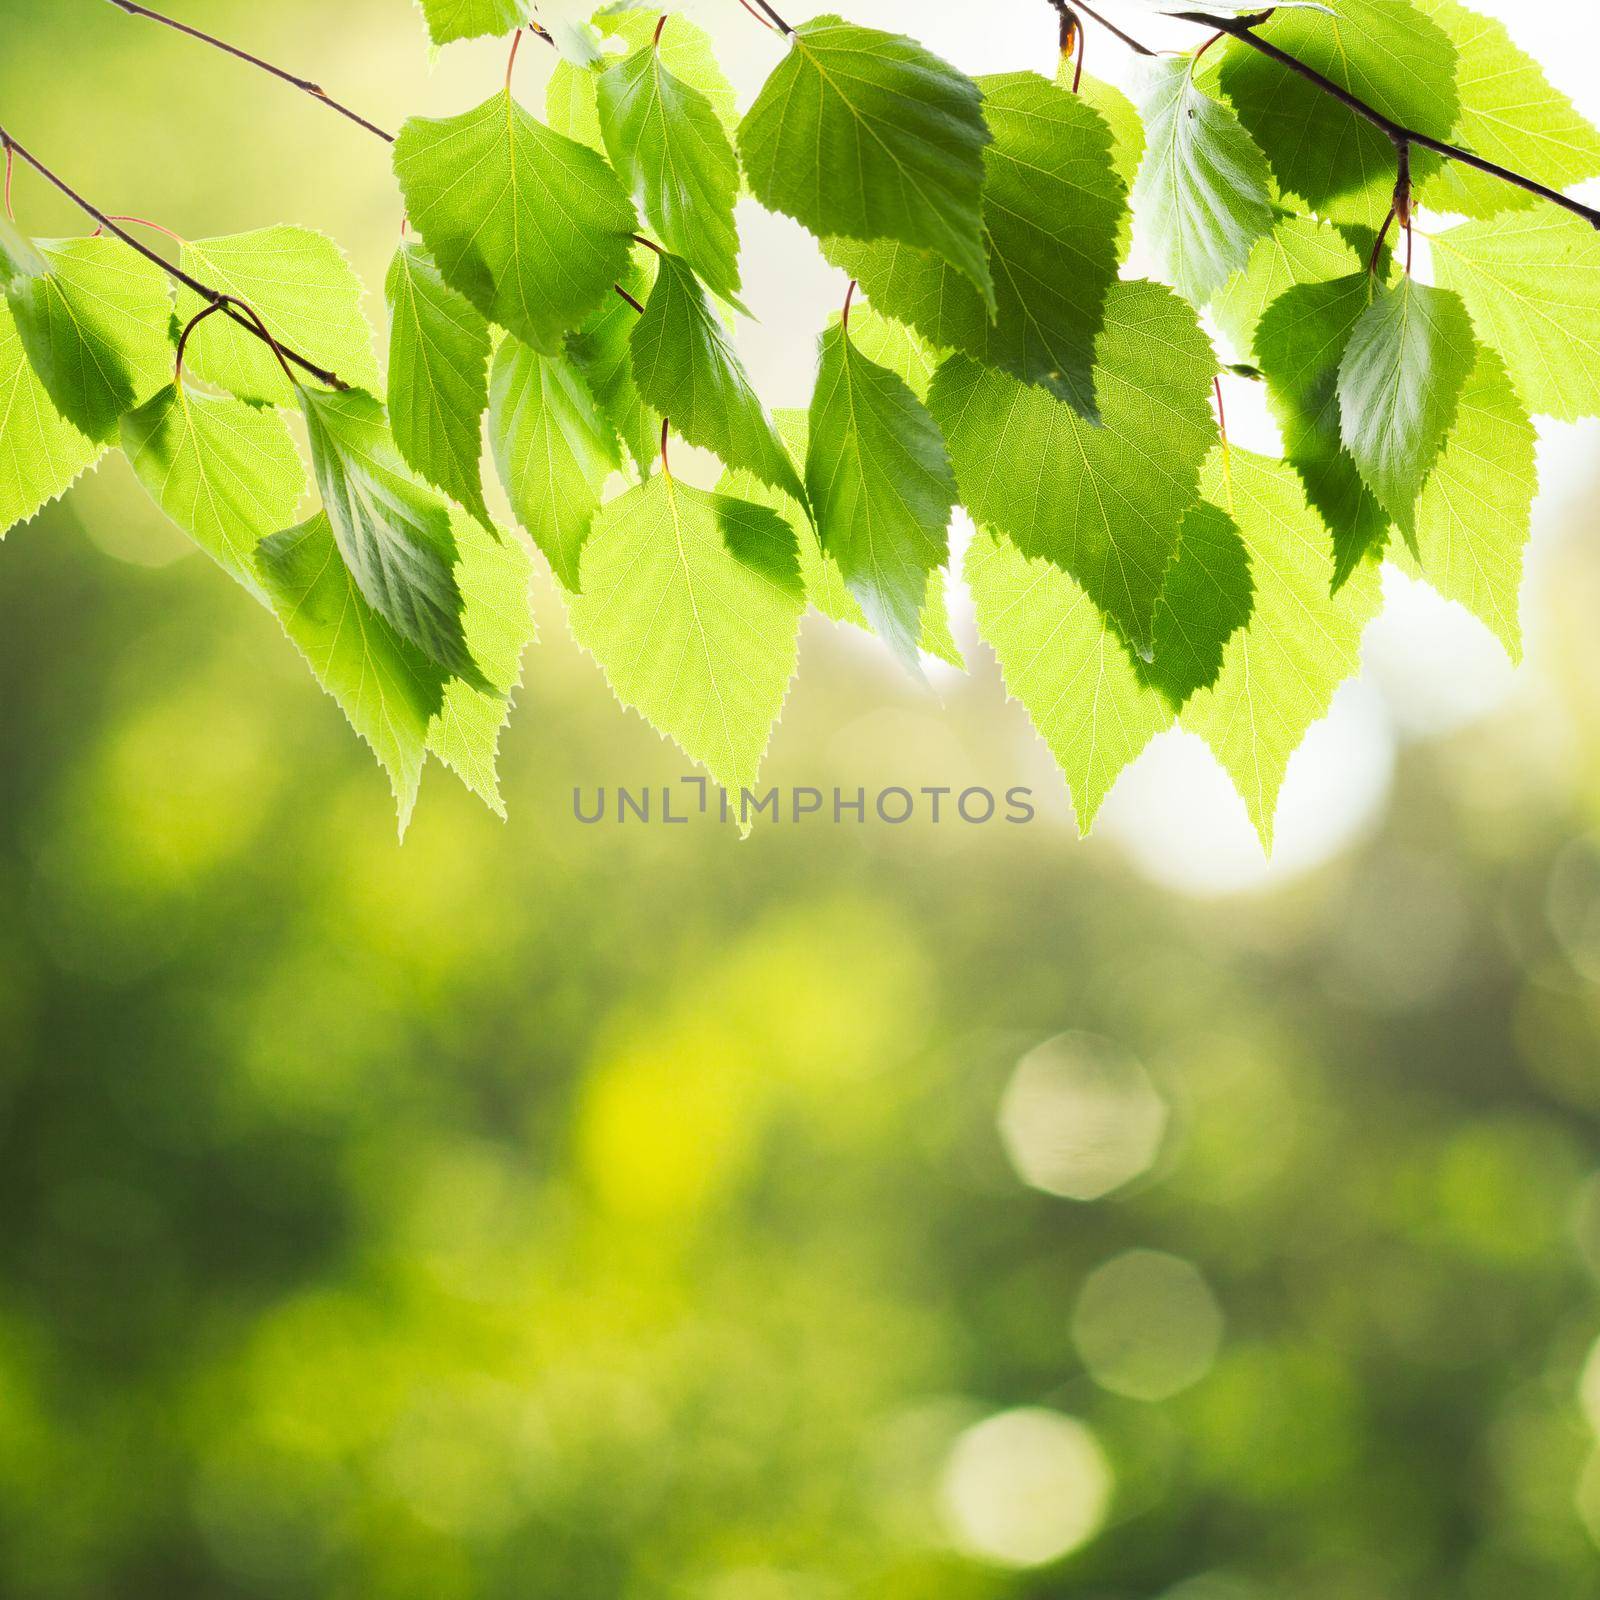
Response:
[1146, 500, 1257, 710]
[1401, 344, 1537, 661]
[1133, 57, 1275, 306]
[567, 250, 659, 478]
[718, 407, 964, 669]
[5, 236, 172, 443]
[598, 28, 744, 307]
[566, 472, 805, 797]
[0, 297, 103, 536]
[1213, 214, 1365, 361]
[121, 383, 305, 596]
[738, 15, 994, 309]
[1337, 278, 1476, 538]
[385, 242, 492, 528]
[175, 227, 380, 407]
[393, 92, 637, 355]
[806, 319, 956, 671]
[258, 511, 447, 829]
[299, 385, 480, 685]
[930, 281, 1218, 655]
[1418, 0, 1600, 218]
[425, 506, 536, 816]
[967, 530, 1174, 833]
[629, 251, 802, 502]
[1432, 209, 1600, 422]
[1214, 0, 1460, 225]
[1257, 272, 1393, 583]
[416, 0, 530, 46]
[489, 334, 620, 590]
[829, 72, 1123, 413]
[1184, 449, 1383, 848]
[548, 7, 738, 153]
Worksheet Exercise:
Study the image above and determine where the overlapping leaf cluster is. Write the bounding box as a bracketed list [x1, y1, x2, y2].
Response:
[3, 0, 1598, 844]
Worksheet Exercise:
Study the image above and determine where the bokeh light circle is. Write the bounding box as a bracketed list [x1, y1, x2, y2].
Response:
[1072, 1250, 1225, 1401]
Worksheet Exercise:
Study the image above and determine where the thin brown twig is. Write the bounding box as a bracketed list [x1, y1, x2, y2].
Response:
[103, 0, 396, 143]
[0, 127, 348, 389]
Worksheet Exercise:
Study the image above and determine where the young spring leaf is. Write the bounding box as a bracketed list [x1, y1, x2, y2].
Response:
[175, 226, 381, 407]
[416, 0, 532, 46]
[1182, 449, 1383, 850]
[928, 280, 1218, 655]
[1432, 209, 1600, 423]
[1213, 0, 1460, 226]
[425, 506, 537, 818]
[717, 405, 965, 670]
[4, 236, 173, 443]
[394, 92, 637, 355]
[566, 472, 805, 798]
[1416, 0, 1600, 219]
[738, 15, 994, 310]
[967, 500, 1252, 834]
[385, 241, 492, 528]
[828, 72, 1123, 414]
[597, 25, 744, 307]
[548, 8, 739, 155]
[1337, 277, 1476, 538]
[567, 250, 659, 479]
[805, 316, 957, 671]
[0, 296, 103, 537]
[121, 383, 306, 597]
[489, 335, 621, 591]
[298, 385, 482, 685]
[1213, 214, 1364, 362]
[628, 251, 803, 501]
[1400, 344, 1537, 662]
[1256, 272, 1393, 582]
[258, 511, 445, 829]
[1132, 56, 1275, 307]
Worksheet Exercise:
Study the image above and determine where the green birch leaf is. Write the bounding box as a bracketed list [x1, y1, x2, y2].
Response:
[1214, 213, 1363, 362]
[806, 318, 956, 671]
[489, 336, 621, 590]
[1213, 0, 1460, 226]
[827, 72, 1124, 414]
[967, 529, 1174, 835]
[566, 472, 805, 796]
[426, 505, 537, 816]
[597, 26, 744, 306]
[928, 280, 1218, 654]
[1133, 56, 1275, 307]
[417, 0, 531, 46]
[548, 8, 738, 154]
[716, 407, 964, 669]
[738, 15, 994, 310]
[175, 226, 380, 407]
[1256, 271, 1393, 583]
[121, 383, 306, 597]
[393, 91, 637, 355]
[257, 511, 446, 833]
[1182, 448, 1383, 850]
[5, 236, 173, 443]
[1416, 0, 1600, 219]
[385, 241, 492, 528]
[0, 296, 103, 537]
[1337, 277, 1476, 537]
[1397, 343, 1537, 662]
[567, 249, 658, 477]
[1431, 209, 1600, 423]
[299, 385, 482, 685]
[628, 251, 802, 501]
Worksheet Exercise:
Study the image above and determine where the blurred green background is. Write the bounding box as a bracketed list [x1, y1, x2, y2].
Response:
[6, 1, 1600, 1595]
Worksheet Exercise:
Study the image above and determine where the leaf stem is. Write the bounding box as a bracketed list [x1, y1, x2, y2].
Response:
[103, 0, 396, 144]
[614, 284, 645, 315]
[1064, 1, 1157, 59]
[735, 0, 791, 37]
[0, 126, 348, 390]
[506, 25, 524, 90]
[654, 13, 669, 49]
[842, 278, 857, 331]
[660, 417, 673, 481]
[2, 135, 13, 221]
[174, 299, 225, 383]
